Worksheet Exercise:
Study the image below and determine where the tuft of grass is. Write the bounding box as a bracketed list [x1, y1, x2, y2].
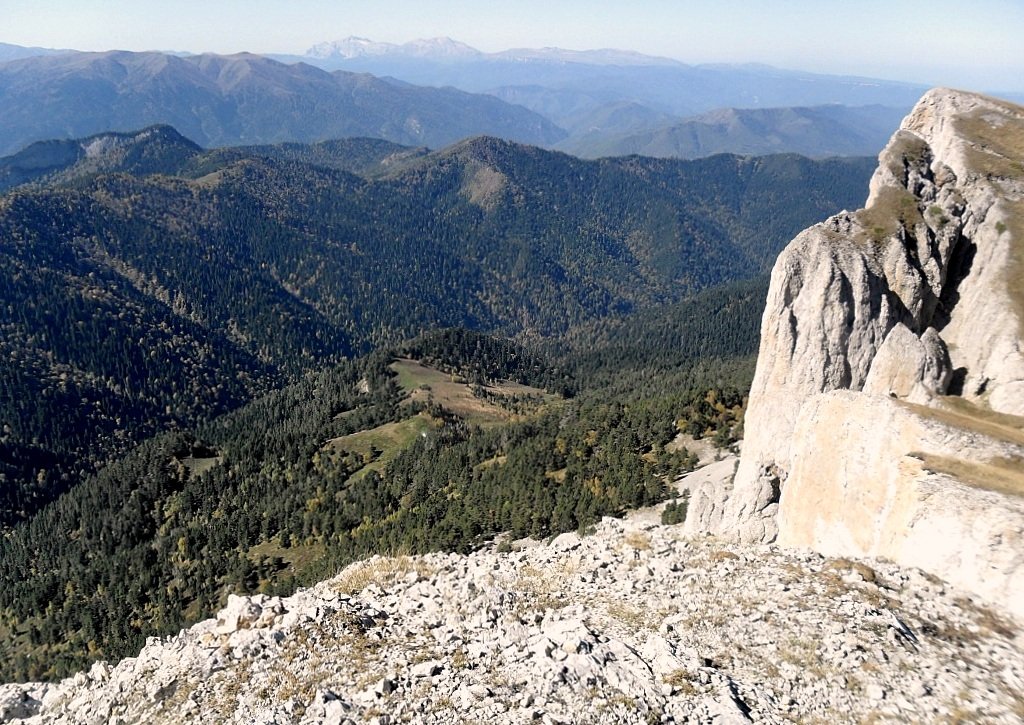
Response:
[823, 557, 879, 584]
[662, 669, 699, 697]
[605, 602, 648, 631]
[856, 186, 923, 244]
[623, 531, 652, 551]
[333, 555, 436, 595]
[708, 549, 740, 562]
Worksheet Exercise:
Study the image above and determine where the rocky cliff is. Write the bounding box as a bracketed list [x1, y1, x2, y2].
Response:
[692, 89, 1024, 618]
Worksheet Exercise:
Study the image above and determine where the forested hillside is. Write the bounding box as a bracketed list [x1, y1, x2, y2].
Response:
[0, 129, 873, 525]
[0, 316, 753, 681]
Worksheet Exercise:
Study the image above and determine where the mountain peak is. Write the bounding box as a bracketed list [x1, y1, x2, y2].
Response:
[0, 124, 202, 192]
[306, 36, 482, 61]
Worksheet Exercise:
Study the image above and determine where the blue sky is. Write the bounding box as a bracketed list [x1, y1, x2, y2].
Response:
[3, 0, 1022, 91]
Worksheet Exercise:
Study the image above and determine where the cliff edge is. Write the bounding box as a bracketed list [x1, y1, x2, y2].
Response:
[689, 88, 1024, 618]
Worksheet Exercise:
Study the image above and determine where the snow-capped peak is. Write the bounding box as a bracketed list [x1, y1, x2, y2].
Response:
[305, 36, 481, 61]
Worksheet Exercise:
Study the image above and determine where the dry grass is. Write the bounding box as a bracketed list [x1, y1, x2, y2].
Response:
[902, 397, 1024, 448]
[856, 186, 923, 243]
[604, 602, 648, 630]
[952, 596, 1019, 640]
[1001, 199, 1024, 334]
[916, 453, 1024, 498]
[333, 555, 437, 595]
[823, 557, 879, 585]
[954, 104, 1024, 178]
[954, 103, 1024, 331]
[662, 669, 699, 696]
[473, 454, 507, 471]
[247, 539, 326, 576]
[708, 549, 740, 562]
[509, 562, 570, 613]
[462, 163, 507, 209]
[623, 531, 652, 551]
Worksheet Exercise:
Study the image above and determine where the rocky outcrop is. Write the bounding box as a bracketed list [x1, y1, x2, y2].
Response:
[777, 391, 1024, 619]
[698, 88, 1024, 618]
[3, 514, 1023, 724]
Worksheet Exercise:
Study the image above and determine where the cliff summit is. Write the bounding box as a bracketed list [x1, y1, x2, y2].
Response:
[692, 88, 1024, 618]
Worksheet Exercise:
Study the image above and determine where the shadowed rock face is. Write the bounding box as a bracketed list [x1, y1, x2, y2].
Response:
[688, 89, 1024, 617]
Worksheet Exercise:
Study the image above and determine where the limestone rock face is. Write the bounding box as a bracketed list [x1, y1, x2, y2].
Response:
[777, 391, 1024, 620]
[704, 88, 1024, 617]
[862, 324, 952, 402]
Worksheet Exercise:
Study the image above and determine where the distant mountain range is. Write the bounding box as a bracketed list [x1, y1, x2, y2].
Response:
[4, 38, 1023, 161]
[0, 41, 71, 63]
[560, 104, 912, 159]
[286, 36, 928, 118]
[0, 50, 564, 156]
[302, 36, 682, 67]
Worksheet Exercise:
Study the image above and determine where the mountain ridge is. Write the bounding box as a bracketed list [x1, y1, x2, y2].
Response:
[560, 103, 910, 159]
[0, 50, 565, 156]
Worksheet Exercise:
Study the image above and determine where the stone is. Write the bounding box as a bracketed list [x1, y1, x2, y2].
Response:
[863, 324, 952, 402]
[374, 677, 396, 696]
[866, 683, 887, 701]
[215, 594, 263, 635]
[410, 660, 443, 678]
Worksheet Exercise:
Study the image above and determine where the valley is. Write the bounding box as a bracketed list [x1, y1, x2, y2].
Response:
[0, 126, 868, 527]
[0, 18, 1021, 721]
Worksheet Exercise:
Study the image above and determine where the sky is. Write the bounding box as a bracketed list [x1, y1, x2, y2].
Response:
[2, 0, 1023, 92]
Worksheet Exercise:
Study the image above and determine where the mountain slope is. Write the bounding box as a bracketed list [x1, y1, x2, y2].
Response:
[562, 104, 911, 159]
[0, 125, 202, 191]
[0, 51, 565, 155]
[4, 508, 1022, 722]
[0, 128, 872, 526]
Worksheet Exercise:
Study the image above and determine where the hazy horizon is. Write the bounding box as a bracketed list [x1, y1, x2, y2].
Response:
[3, 0, 1023, 93]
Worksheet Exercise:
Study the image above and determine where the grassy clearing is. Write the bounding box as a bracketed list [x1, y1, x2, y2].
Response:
[473, 454, 507, 471]
[247, 539, 327, 575]
[325, 413, 433, 481]
[390, 358, 555, 426]
[179, 455, 221, 477]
